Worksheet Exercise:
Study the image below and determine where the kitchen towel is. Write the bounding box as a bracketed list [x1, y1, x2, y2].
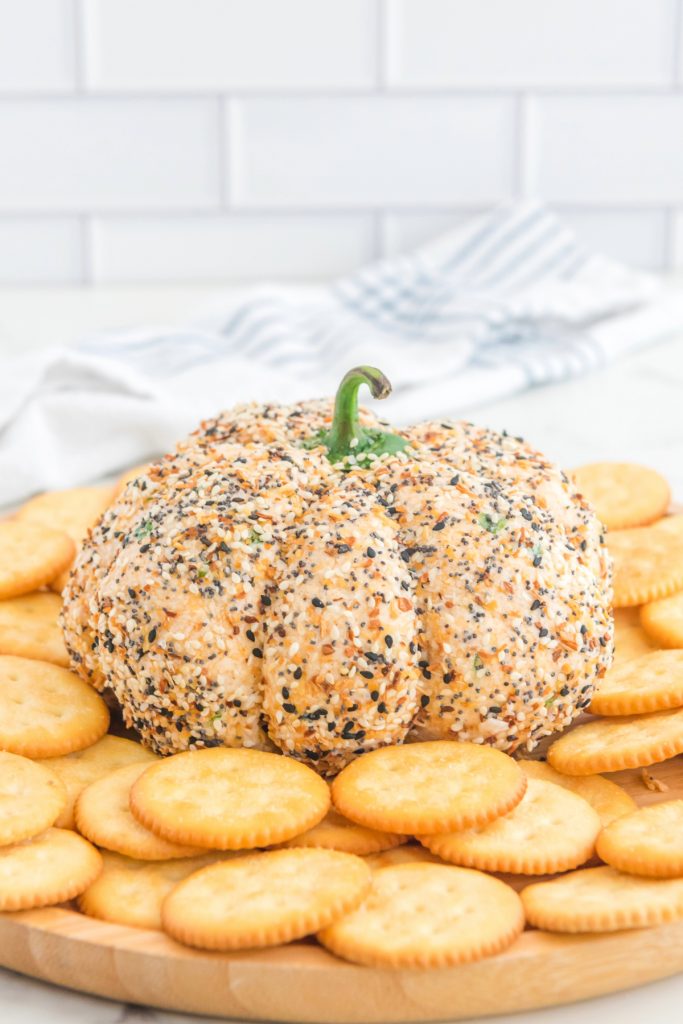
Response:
[2, 199, 682, 507]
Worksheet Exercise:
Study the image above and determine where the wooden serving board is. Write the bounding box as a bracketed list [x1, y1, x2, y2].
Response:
[0, 757, 681, 1023]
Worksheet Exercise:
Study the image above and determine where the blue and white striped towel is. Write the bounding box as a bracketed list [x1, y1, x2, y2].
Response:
[1, 200, 682, 506]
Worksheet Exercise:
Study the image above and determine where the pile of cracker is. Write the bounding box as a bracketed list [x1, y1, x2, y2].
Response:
[0, 463, 682, 970]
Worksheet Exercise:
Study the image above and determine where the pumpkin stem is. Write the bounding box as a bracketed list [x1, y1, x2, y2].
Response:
[302, 365, 409, 465]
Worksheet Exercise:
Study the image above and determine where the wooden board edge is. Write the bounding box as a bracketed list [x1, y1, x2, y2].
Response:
[1, 906, 683, 1022]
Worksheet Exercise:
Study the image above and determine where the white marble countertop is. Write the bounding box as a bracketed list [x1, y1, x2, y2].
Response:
[1, 285, 683, 1024]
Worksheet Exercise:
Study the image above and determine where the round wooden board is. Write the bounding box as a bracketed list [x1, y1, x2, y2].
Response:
[0, 757, 681, 1022]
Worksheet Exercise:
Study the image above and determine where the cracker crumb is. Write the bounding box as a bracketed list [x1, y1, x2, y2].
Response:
[641, 767, 669, 793]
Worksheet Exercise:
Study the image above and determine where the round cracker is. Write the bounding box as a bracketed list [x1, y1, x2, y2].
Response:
[0, 752, 67, 846]
[38, 734, 157, 830]
[589, 650, 683, 716]
[278, 806, 406, 856]
[519, 759, 636, 826]
[0, 827, 102, 911]
[15, 486, 115, 595]
[521, 865, 683, 933]
[331, 741, 526, 836]
[318, 862, 524, 968]
[596, 800, 683, 878]
[0, 521, 74, 599]
[0, 655, 109, 758]
[16, 485, 114, 543]
[130, 748, 330, 850]
[0, 592, 68, 667]
[547, 706, 683, 775]
[363, 845, 446, 871]
[572, 463, 670, 531]
[419, 779, 600, 875]
[78, 850, 239, 931]
[114, 463, 152, 498]
[75, 762, 204, 860]
[613, 607, 658, 666]
[608, 519, 683, 608]
[162, 848, 371, 951]
[641, 590, 683, 649]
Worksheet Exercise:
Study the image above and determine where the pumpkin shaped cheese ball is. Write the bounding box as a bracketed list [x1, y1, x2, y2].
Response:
[62, 367, 613, 773]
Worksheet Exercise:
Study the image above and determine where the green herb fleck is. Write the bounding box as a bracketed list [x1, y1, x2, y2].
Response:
[473, 653, 484, 672]
[247, 528, 264, 545]
[478, 512, 508, 535]
[530, 542, 543, 566]
[133, 519, 154, 542]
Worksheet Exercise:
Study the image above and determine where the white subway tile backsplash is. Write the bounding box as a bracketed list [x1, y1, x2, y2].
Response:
[0, 217, 82, 283]
[0, 0, 75, 92]
[532, 96, 683, 204]
[91, 214, 375, 283]
[670, 212, 683, 268]
[387, 0, 676, 88]
[380, 211, 477, 257]
[84, 0, 377, 91]
[0, 100, 221, 211]
[231, 97, 516, 208]
[0, 2, 680, 284]
[381, 207, 668, 269]
[558, 209, 668, 270]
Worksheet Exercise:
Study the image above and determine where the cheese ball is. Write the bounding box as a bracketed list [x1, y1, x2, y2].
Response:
[63, 369, 612, 772]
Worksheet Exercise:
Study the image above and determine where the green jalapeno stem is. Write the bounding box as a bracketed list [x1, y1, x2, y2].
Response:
[303, 365, 408, 465]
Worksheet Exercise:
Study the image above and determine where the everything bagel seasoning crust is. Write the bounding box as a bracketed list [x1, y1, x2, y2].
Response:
[62, 367, 612, 773]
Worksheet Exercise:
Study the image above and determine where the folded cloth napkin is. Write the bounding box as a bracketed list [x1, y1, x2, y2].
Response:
[2, 199, 682, 507]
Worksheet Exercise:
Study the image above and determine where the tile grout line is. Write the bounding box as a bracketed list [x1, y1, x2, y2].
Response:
[664, 206, 678, 271]
[376, 0, 389, 91]
[217, 95, 229, 209]
[79, 215, 93, 285]
[515, 93, 534, 198]
[72, 0, 86, 92]
[673, 0, 683, 84]
[372, 211, 386, 260]
[2, 86, 683, 102]
[223, 97, 239, 209]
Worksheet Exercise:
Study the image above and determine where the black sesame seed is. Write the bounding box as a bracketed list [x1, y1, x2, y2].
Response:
[148, 627, 157, 642]
[384, 635, 394, 648]
[370, 690, 380, 701]
[366, 547, 377, 558]
[420, 694, 430, 708]
[360, 670, 374, 680]
[282, 687, 290, 699]
[432, 520, 446, 532]
[293, 667, 303, 680]
[312, 597, 324, 609]
[378, 702, 388, 713]
[283, 702, 296, 713]
[252, 648, 263, 658]
[246, 629, 256, 642]
[531, 599, 541, 611]
[261, 595, 272, 607]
